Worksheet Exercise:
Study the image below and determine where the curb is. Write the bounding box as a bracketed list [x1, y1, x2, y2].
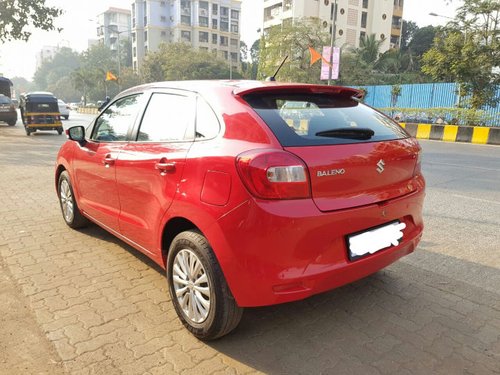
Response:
[400, 123, 500, 145]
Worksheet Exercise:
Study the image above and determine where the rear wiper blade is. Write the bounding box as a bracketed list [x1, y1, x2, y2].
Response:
[315, 128, 375, 140]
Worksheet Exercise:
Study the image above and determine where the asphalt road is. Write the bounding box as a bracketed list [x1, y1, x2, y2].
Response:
[0, 113, 499, 374]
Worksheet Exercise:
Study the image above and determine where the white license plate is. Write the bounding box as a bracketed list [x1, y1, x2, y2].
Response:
[348, 221, 406, 259]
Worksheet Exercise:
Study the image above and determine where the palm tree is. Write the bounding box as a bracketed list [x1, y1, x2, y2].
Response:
[356, 34, 384, 66]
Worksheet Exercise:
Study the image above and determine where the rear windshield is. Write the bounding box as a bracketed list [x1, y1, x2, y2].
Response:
[0, 96, 11, 104]
[243, 92, 408, 146]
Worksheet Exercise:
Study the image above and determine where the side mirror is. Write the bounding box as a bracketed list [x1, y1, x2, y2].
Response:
[67, 126, 86, 144]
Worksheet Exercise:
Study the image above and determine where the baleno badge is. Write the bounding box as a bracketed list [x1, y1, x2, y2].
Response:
[317, 169, 346, 177]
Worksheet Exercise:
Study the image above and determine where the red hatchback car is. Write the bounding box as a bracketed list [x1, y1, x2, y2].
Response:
[56, 81, 425, 340]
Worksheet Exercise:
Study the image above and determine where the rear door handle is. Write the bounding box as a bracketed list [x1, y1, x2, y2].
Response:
[156, 160, 176, 175]
[102, 154, 116, 167]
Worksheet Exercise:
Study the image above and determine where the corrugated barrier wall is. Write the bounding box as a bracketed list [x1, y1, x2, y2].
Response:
[358, 83, 500, 126]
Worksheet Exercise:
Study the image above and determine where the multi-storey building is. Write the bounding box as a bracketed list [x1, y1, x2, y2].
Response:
[96, 7, 132, 52]
[131, 0, 241, 73]
[35, 46, 61, 70]
[263, 0, 403, 52]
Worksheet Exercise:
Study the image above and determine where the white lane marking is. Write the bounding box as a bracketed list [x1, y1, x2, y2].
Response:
[426, 161, 500, 172]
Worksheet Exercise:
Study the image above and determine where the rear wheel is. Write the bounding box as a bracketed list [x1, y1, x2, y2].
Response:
[25, 128, 31, 136]
[7, 120, 16, 126]
[167, 230, 243, 340]
[58, 171, 88, 228]
[57, 128, 63, 135]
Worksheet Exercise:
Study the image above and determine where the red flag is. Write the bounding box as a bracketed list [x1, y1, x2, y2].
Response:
[309, 46, 323, 66]
[106, 71, 118, 81]
[309, 46, 331, 67]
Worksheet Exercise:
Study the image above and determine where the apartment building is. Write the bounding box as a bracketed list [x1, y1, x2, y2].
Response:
[131, 0, 242, 72]
[35, 46, 61, 70]
[263, 0, 403, 52]
[96, 8, 132, 52]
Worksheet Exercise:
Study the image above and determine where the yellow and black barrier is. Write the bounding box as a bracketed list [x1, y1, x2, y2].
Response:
[400, 123, 500, 145]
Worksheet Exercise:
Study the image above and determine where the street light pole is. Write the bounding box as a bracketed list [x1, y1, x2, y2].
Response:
[327, 0, 338, 86]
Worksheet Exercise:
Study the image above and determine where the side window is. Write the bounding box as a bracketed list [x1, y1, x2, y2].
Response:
[137, 93, 195, 142]
[195, 97, 220, 139]
[92, 94, 142, 142]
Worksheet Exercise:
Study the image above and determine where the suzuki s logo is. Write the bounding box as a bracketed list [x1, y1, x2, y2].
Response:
[376, 159, 385, 174]
[317, 168, 346, 177]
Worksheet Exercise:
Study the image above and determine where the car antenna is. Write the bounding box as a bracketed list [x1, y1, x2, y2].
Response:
[265, 55, 288, 82]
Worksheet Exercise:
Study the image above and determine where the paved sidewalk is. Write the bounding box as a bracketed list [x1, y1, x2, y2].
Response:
[0, 124, 499, 374]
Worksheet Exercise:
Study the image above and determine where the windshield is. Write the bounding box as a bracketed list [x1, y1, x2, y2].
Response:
[243, 92, 408, 146]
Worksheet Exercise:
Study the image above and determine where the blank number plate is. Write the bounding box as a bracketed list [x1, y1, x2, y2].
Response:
[348, 221, 406, 260]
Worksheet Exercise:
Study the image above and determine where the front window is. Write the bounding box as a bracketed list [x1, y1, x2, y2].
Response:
[92, 95, 142, 142]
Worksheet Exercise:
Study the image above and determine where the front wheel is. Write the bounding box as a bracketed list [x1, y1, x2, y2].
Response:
[58, 171, 88, 228]
[167, 230, 243, 340]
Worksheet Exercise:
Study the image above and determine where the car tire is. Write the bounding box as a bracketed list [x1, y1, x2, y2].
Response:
[8, 120, 16, 126]
[57, 171, 88, 229]
[64, 115, 69, 120]
[25, 128, 31, 136]
[167, 230, 243, 340]
[57, 128, 63, 135]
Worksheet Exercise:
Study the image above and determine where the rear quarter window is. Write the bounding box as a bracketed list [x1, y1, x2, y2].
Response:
[243, 92, 408, 146]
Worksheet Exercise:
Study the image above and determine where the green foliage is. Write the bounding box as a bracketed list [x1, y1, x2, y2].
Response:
[422, 0, 500, 109]
[401, 21, 418, 52]
[241, 39, 260, 80]
[0, 0, 62, 42]
[391, 84, 402, 107]
[141, 43, 237, 82]
[408, 26, 437, 58]
[380, 107, 496, 126]
[258, 18, 329, 83]
[33, 47, 80, 91]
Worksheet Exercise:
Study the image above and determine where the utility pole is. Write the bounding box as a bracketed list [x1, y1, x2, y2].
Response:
[327, 0, 338, 86]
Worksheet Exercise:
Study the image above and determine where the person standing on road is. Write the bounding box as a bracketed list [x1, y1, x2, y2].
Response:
[98, 96, 110, 112]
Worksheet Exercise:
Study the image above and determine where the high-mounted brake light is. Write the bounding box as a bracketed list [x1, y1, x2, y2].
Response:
[236, 150, 311, 200]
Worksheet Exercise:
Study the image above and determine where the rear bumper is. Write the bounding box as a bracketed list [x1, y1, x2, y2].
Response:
[207, 177, 425, 307]
[25, 123, 62, 131]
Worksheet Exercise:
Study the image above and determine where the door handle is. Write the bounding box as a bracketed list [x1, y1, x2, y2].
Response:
[156, 160, 176, 175]
[102, 154, 115, 168]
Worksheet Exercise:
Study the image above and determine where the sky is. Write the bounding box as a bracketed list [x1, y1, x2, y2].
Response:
[0, 0, 461, 80]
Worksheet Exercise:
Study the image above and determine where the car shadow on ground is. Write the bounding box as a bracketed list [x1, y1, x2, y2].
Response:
[71, 224, 500, 374]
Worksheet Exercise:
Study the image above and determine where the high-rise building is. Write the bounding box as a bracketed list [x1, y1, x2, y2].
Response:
[263, 0, 403, 52]
[131, 0, 241, 73]
[35, 46, 61, 71]
[96, 7, 132, 52]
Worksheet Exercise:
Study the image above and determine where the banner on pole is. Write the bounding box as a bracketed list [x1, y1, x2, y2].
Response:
[320, 47, 340, 80]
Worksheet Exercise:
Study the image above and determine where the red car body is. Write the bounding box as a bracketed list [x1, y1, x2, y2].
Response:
[56, 80, 424, 335]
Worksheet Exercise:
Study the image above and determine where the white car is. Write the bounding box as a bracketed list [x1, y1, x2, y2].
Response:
[58, 99, 70, 120]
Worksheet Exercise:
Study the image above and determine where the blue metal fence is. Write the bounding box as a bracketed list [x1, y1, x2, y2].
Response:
[356, 83, 500, 126]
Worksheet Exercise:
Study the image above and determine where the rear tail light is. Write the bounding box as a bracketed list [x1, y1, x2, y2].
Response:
[413, 151, 422, 176]
[236, 149, 311, 199]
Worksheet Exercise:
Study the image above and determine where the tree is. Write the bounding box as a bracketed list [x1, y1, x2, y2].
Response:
[401, 20, 419, 52]
[0, 0, 62, 42]
[355, 33, 385, 66]
[141, 43, 236, 82]
[408, 26, 437, 58]
[422, 0, 500, 109]
[241, 39, 260, 80]
[258, 18, 330, 83]
[33, 47, 81, 91]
